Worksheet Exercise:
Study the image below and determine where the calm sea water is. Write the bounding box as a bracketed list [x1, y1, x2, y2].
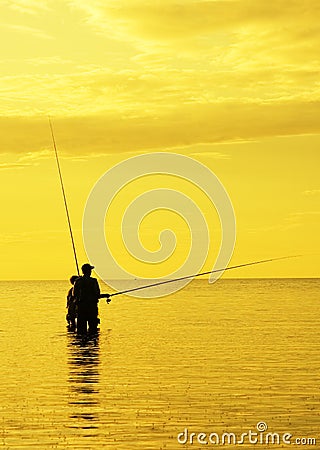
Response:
[0, 279, 319, 449]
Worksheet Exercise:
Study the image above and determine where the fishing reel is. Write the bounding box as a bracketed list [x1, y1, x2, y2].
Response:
[100, 293, 111, 304]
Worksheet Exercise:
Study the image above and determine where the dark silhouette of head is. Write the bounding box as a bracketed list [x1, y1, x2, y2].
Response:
[81, 263, 94, 276]
[70, 275, 79, 285]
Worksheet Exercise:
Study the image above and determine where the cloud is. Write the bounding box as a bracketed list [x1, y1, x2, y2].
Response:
[0, 162, 33, 170]
[0, 149, 52, 170]
[303, 189, 320, 196]
[5, 0, 50, 16]
[18, 149, 52, 161]
[71, 0, 320, 60]
[66, 0, 320, 109]
[1, 0, 320, 158]
[0, 229, 67, 246]
[248, 209, 320, 234]
[190, 151, 230, 159]
[25, 56, 74, 66]
[281, 211, 320, 228]
[1, 23, 53, 40]
[2, 100, 320, 157]
[290, 211, 320, 216]
[1, 58, 320, 119]
[248, 222, 301, 234]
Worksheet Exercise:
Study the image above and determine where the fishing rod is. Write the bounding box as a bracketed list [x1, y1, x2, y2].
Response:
[49, 117, 80, 276]
[101, 255, 301, 300]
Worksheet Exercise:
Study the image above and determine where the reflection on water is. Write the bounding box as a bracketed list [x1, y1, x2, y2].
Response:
[67, 331, 101, 431]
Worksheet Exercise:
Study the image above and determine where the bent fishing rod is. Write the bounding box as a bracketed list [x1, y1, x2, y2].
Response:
[101, 254, 301, 300]
[49, 117, 80, 276]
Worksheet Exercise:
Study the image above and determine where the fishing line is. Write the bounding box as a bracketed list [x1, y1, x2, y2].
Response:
[102, 255, 301, 299]
[49, 117, 80, 276]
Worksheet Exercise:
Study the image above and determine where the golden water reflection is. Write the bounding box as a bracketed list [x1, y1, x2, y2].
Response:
[0, 279, 319, 449]
[67, 332, 101, 431]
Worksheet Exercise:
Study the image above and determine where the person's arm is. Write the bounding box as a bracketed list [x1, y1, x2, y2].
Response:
[94, 279, 100, 300]
[73, 278, 81, 300]
[100, 293, 111, 303]
[66, 288, 72, 307]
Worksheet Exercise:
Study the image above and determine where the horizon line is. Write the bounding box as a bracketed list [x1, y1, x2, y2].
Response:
[0, 277, 319, 282]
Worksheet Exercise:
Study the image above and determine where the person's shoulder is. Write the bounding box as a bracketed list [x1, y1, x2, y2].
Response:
[90, 277, 100, 288]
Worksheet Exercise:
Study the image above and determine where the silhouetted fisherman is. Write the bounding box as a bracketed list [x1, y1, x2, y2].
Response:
[73, 263, 101, 334]
[66, 275, 79, 330]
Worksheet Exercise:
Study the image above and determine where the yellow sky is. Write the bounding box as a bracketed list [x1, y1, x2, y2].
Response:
[1, 0, 319, 280]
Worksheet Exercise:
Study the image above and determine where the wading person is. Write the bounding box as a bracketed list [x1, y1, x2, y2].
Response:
[73, 263, 101, 334]
[66, 275, 79, 330]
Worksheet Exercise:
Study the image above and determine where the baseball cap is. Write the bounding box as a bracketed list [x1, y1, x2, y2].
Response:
[81, 263, 94, 272]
